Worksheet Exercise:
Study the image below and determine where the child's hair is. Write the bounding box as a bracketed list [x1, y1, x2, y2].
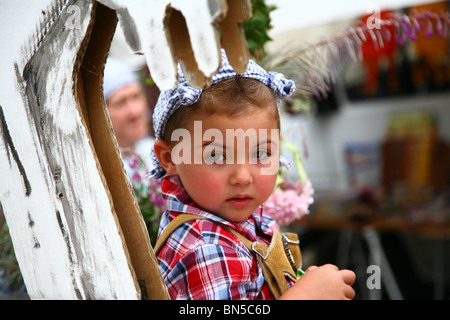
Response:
[163, 75, 279, 144]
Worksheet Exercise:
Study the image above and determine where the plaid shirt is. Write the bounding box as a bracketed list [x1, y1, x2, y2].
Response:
[156, 176, 295, 300]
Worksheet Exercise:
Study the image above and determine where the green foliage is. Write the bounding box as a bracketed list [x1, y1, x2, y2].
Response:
[0, 222, 23, 293]
[243, 0, 277, 61]
[131, 175, 163, 247]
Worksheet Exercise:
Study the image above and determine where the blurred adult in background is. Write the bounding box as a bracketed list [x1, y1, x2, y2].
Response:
[103, 57, 154, 176]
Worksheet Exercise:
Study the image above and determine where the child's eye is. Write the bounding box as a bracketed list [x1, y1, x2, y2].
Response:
[204, 151, 225, 164]
[253, 150, 271, 161]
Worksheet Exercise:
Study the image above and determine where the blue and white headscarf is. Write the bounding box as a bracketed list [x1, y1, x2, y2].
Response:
[149, 49, 295, 178]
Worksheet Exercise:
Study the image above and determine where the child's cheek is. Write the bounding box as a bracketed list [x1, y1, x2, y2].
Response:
[257, 174, 277, 198]
[202, 175, 223, 195]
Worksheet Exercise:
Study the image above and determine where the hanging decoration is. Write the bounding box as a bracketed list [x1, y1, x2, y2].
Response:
[263, 7, 450, 102]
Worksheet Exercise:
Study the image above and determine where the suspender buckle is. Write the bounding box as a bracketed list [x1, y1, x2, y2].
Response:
[252, 242, 269, 259]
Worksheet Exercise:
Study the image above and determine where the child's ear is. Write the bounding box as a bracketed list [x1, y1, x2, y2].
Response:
[154, 139, 178, 176]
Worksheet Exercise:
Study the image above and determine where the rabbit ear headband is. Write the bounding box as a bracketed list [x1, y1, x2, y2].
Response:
[149, 49, 296, 179]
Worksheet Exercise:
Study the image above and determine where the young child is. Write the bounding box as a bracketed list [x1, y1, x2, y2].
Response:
[150, 50, 355, 300]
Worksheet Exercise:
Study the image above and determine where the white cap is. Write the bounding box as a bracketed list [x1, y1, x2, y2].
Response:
[103, 57, 139, 101]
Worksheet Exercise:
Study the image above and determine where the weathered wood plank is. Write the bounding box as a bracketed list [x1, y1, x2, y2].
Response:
[75, 2, 169, 300]
[0, 0, 141, 299]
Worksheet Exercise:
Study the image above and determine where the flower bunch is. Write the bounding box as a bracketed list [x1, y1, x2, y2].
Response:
[125, 150, 165, 246]
[264, 137, 314, 226]
[265, 177, 314, 226]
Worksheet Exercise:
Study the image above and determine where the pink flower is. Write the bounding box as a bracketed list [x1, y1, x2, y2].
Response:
[128, 155, 138, 169]
[132, 172, 141, 180]
[264, 179, 314, 226]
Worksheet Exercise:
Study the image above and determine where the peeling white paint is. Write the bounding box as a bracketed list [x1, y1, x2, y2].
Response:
[0, 0, 140, 299]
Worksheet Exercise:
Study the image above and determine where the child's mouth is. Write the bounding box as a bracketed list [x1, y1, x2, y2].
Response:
[226, 195, 252, 208]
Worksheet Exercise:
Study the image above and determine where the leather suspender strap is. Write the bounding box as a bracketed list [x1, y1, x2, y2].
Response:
[153, 213, 301, 299]
[154, 214, 256, 254]
[154, 214, 207, 255]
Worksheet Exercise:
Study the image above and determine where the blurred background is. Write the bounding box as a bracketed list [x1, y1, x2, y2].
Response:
[267, 0, 450, 300]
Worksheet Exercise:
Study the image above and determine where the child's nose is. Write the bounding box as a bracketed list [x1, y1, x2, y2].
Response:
[229, 165, 253, 186]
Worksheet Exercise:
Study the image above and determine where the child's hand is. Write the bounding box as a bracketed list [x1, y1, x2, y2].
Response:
[280, 264, 356, 300]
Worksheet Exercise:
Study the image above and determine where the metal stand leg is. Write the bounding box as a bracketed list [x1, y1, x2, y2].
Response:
[336, 229, 376, 299]
[362, 227, 403, 300]
[336, 229, 352, 268]
[433, 238, 445, 300]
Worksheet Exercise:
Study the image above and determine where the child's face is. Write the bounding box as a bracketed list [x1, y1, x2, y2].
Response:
[169, 108, 279, 222]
